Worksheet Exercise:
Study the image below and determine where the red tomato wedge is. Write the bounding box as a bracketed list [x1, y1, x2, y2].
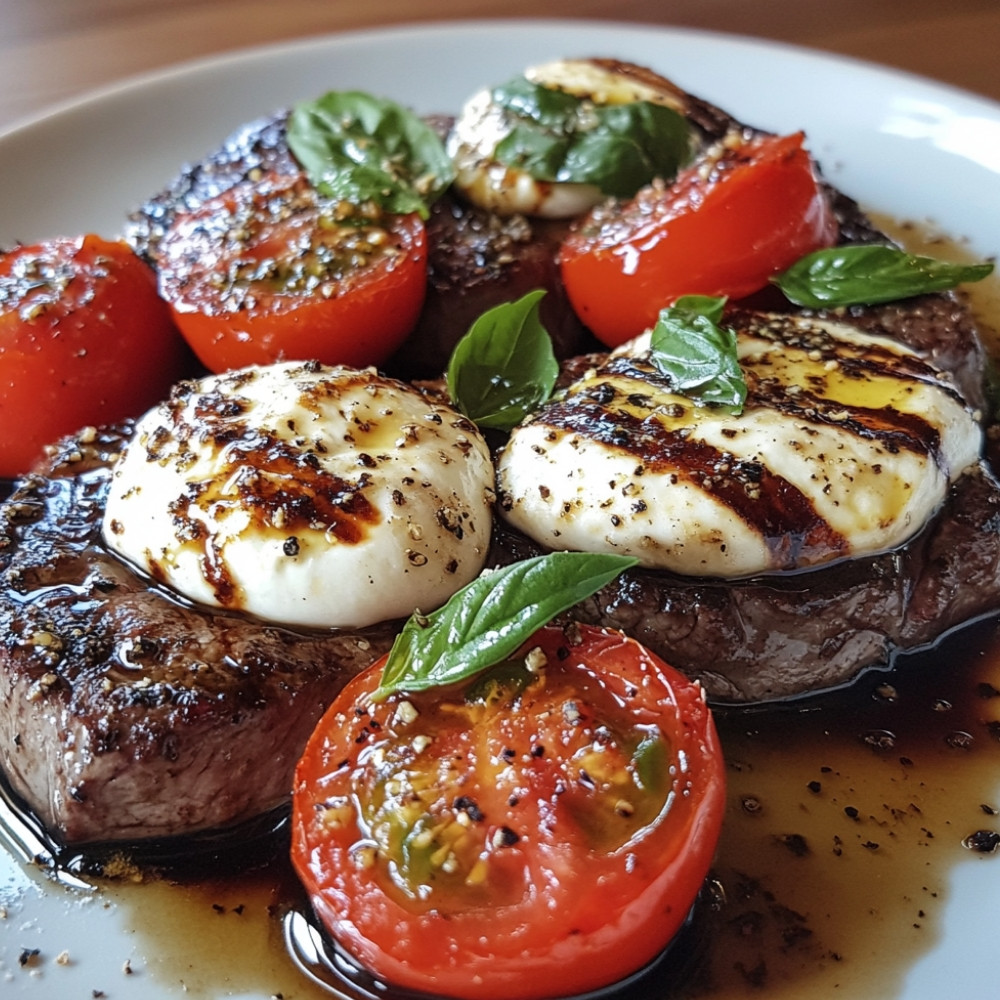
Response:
[0, 235, 189, 478]
[559, 131, 839, 346]
[156, 172, 427, 373]
[291, 622, 726, 1000]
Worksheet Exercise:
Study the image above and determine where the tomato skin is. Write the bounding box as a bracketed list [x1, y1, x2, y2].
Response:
[291, 623, 726, 1000]
[156, 173, 428, 373]
[0, 235, 190, 478]
[559, 132, 839, 346]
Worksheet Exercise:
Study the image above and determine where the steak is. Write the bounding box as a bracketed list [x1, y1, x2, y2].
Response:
[0, 426, 395, 846]
[490, 463, 1000, 704]
[389, 193, 587, 378]
[487, 276, 997, 703]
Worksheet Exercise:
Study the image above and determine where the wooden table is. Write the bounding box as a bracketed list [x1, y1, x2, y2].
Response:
[2, 0, 999, 132]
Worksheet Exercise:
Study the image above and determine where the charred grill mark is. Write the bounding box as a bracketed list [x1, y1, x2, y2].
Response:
[538, 398, 848, 568]
[603, 328, 949, 465]
[739, 307, 968, 385]
[749, 379, 942, 462]
[203, 533, 236, 607]
[181, 432, 379, 544]
[228, 447, 375, 542]
[835, 347, 956, 394]
[160, 427, 380, 606]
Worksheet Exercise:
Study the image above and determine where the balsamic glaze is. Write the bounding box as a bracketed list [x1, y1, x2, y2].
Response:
[283, 897, 714, 1000]
[0, 767, 290, 882]
[3, 612, 997, 999]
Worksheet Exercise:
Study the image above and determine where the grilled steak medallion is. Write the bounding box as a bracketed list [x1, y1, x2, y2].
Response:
[0, 428, 395, 845]
[486, 282, 1000, 703]
[486, 273, 997, 704]
[490, 463, 1000, 704]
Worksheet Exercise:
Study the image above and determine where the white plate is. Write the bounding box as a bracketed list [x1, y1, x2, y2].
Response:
[1, 18, 999, 1000]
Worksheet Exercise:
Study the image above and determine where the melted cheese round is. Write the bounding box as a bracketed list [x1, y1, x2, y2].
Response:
[103, 362, 495, 628]
[448, 58, 687, 219]
[497, 314, 983, 576]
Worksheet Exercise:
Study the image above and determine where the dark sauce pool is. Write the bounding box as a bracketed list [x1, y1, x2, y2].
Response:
[2, 613, 999, 1000]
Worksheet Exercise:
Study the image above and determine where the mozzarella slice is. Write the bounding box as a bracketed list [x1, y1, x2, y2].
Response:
[496, 313, 982, 577]
[447, 58, 688, 219]
[102, 362, 495, 629]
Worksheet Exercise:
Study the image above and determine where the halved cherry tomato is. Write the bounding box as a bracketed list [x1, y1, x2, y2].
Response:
[291, 622, 726, 1000]
[0, 235, 190, 478]
[156, 172, 427, 373]
[559, 131, 839, 346]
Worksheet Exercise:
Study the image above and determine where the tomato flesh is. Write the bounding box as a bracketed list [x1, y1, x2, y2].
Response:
[156, 172, 427, 373]
[559, 132, 839, 346]
[291, 623, 726, 1000]
[0, 235, 190, 478]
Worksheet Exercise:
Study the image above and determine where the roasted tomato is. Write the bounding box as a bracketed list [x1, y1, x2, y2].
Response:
[559, 131, 839, 345]
[291, 622, 726, 1000]
[156, 172, 427, 373]
[0, 235, 190, 478]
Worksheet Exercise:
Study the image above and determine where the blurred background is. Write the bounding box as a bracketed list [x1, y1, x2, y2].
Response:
[2, 0, 998, 130]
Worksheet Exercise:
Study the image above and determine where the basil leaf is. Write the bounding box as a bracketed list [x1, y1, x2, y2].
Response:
[773, 244, 995, 308]
[446, 289, 559, 431]
[491, 77, 692, 198]
[663, 293, 727, 326]
[373, 552, 638, 700]
[287, 91, 455, 218]
[649, 295, 747, 414]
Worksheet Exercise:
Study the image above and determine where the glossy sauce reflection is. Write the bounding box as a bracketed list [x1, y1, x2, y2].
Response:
[66, 612, 996, 1000]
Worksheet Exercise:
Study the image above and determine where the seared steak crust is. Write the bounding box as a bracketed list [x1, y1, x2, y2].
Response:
[0, 427, 395, 845]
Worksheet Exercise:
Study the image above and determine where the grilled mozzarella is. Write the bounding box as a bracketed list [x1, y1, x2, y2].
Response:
[496, 313, 983, 576]
[102, 362, 495, 629]
[448, 58, 688, 219]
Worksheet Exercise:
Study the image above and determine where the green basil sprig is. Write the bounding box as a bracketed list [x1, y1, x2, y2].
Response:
[773, 244, 995, 309]
[649, 295, 747, 415]
[287, 91, 455, 218]
[491, 77, 693, 198]
[372, 552, 638, 701]
[446, 289, 559, 431]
